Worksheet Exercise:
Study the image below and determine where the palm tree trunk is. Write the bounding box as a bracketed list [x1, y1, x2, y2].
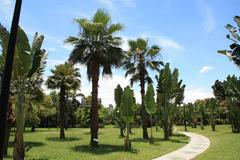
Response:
[59, 86, 66, 139]
[3, 122, 11, 156]
[140, 72, 149, 139]
[90, 64, 100, 148]
[13, 83, 26, 160]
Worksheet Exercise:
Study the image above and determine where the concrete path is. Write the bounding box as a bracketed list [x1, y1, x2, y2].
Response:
[153, 132, 210, 160]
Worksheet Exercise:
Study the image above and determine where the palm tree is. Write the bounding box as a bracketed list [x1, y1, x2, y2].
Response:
[46, 62, 80, 139]
[65, 9, 124, 147]
[123, 38, 162, 139]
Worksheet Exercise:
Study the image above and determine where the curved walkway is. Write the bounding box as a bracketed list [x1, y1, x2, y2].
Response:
[153, 132, 210, 160]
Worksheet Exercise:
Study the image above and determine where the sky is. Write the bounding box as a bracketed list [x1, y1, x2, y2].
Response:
[0, 0, 240, 107]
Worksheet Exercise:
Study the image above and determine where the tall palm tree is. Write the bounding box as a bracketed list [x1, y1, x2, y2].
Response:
[65, 9, 124, 147]
[123, 38, 162, 139]
[46, 62, 80, 139]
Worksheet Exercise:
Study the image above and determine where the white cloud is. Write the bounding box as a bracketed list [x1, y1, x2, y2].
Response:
[47, 59, 65, 67]
[80, 74, 141, 107]
[157, 37, 184, 52]
[184, 87, 214, 103]
[96, 0, 136, 12]
[199, 65, 214, 74]
[197, 0, 216, 33]
[0, 0, 14, 20]
[61, 44, 73, 51]
[47, 48, 57, 52]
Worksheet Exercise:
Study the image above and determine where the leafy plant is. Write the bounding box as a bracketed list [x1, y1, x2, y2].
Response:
[120, 86, 135, 151]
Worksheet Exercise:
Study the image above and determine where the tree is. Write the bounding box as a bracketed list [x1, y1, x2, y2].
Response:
[120, 86, 135, 151]
[206, 98, 218, 131]
[212, 76, 240, 133]
[65, 9, 124, 147]
[123, 38, 162, 139]
[218, 16, 240, 68]
[194, 99, 206, 130]
[46, 62, 81, 139]
[114, 84, 125, 137]
[156, 63, 185, 140]
[145, 84, 156, 144]
[0, 26, 47, 159]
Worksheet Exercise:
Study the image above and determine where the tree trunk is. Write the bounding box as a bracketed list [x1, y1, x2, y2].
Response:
[200, 114, 204, 130]
[90, 63, 100, 148]
[140, 70, 148, 139]
[3, 122, 11, 156]
[163, 121, 169, 140]
[124, 121, 131, 151]
[59, 86, 66, 139]
[13, 129, 25, 160]
[120, 127, 124, 137]
[211, 116, 216, 131]
[13, 84, 26, 160]
[31, 124, 35, 132]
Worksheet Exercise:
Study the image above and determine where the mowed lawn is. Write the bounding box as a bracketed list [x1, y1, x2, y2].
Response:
[180, 125, 240, 160]
[5, 126, 188, 160]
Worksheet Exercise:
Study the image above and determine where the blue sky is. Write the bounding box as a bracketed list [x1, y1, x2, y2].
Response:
[0, 0, 240, 106]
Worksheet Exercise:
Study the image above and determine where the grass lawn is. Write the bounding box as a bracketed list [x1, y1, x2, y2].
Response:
[5, 126, 188, 160]
[179, 125, 240, 160]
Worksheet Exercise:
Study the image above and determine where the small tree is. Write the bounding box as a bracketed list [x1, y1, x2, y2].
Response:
[114, 84, 125, 137]
[145, 84, 156, 144]
[206, 98, 218, 131]
[120, 86, 135, 151]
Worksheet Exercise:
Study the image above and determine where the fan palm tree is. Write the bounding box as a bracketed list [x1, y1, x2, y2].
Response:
[65, 9, 124, 147]
[46, 62, 80, 139]
[123, 38, 162, 139]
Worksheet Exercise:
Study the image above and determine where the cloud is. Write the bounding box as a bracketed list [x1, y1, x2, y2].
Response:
[197, 0, 216, 33]
[140, 33, 184, 53]
[184, 87, 214, 103]
[0, 0, 14, 21]
[157, 37, 184, 52]
[199, 65, 214, 74]
[47, 59, 65, 67]
[96, 0, 136, 12]
[80, 74, 141, 107]
[62, 44, 73, 51]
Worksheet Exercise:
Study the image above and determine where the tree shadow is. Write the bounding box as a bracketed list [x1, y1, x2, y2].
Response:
[8, 141, 45, 152]
[72, 144, 138, 154]
[132, 136, 188, 144]
[46, 137, 81, 142]
[29, 158, 49, 160]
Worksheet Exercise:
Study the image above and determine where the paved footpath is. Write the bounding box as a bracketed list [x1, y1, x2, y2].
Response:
[153, 132, 210, 160]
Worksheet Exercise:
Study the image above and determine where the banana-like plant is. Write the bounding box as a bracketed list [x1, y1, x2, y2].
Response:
[0, 24, 47, 160]
[145, 84, 156, 144]
[156, 63, 185, 140]
[120, 86, 135, 151]
[218, 16, 240, 68]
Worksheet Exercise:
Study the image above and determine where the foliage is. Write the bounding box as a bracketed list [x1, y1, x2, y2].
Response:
[156, 63, 185, 139]
[120, 86, 135, 150]
[145, 84, 156, 143]
[218, 16, 240, 68]
[212, 75, 240, 133]
[113, 84, 125, 136]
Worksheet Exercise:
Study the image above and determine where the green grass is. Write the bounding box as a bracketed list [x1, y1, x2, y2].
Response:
[179, 125, 240, 160]
[5, 126, 188, 160]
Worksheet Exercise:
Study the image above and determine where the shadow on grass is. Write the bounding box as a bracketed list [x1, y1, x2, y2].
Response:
[46, 137, 80, 142]
[72, 144, 138, 154]
[9, 141, 45, 152]
[29, 158, 49, 160]
[132, 136, 188, 144]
